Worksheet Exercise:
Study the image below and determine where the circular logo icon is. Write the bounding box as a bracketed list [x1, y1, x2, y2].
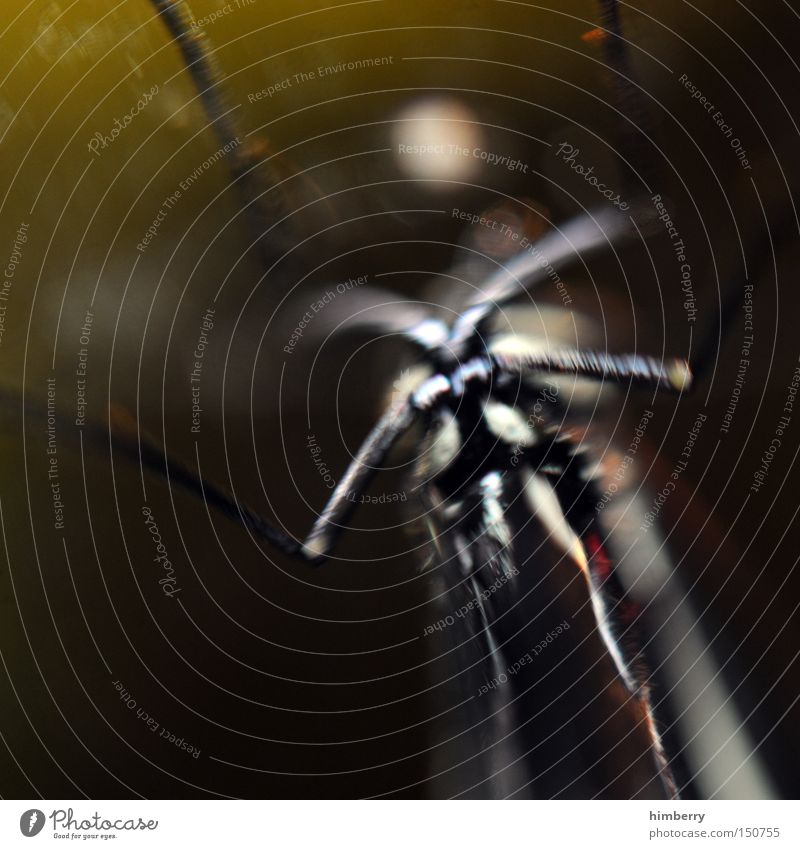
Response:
[19, 809, 46, 837]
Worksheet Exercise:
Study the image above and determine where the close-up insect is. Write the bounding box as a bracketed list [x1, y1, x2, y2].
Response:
[1, 0, 799, 811]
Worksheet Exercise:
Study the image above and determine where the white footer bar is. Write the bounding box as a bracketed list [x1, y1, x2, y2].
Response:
[2, 800, 795, 847]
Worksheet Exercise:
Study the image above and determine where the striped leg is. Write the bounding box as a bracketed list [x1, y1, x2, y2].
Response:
[5, 375, 418, 568]
[594, 0, 661, 196]
[299, 397, 417, 561]
[579, 527, 679, 798]
[110, 398, 418, 565]
[148, 0, 290, 268]
[491, 344, 691, 393]
[524, 440, 679, 797]
[149, 0, 242, 158]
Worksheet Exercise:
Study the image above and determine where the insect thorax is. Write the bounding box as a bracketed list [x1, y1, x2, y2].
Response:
[415, 359, 546, 500]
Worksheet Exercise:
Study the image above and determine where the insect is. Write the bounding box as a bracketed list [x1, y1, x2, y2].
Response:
[118, 0, 701, 799]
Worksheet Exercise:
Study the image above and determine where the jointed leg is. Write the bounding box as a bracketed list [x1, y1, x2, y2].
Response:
[526, 441, 679, 797]
[110, 398, 417, 565]
[465, 204, 634, 314]
[491, 344, 691, 392]
[149, 1, 241, 162]
[148, 0, 290, 268]
[578, 525, 679, 798]
[301, 397, 417, 561]
[595, 0, 660, 196]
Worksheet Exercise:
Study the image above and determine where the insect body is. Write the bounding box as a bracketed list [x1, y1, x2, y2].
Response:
[361, 302, 687, 800]
[105, 0, 701, 798]
[121, 198, 688, 796]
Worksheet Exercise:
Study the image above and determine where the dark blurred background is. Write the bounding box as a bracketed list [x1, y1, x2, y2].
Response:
[0, 0, 798, 798]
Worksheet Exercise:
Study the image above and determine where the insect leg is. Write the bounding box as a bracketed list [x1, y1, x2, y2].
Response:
[524, 448, 679, 797]
[464, 205, 633, 314]
[148, 0, 289, 269]
[110, 398, 418, 564]
[300, 397, 418, 562]
[578, 527, 679, 799]
[106, 405, 301, 558]
[594, 0, 660, 195]
[491, 344, 691, 392]
[6, 387, 418, 567]
[426, 473, 532, 798]
[149, 1, 242, 159]
[118, 395, 419, 565]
